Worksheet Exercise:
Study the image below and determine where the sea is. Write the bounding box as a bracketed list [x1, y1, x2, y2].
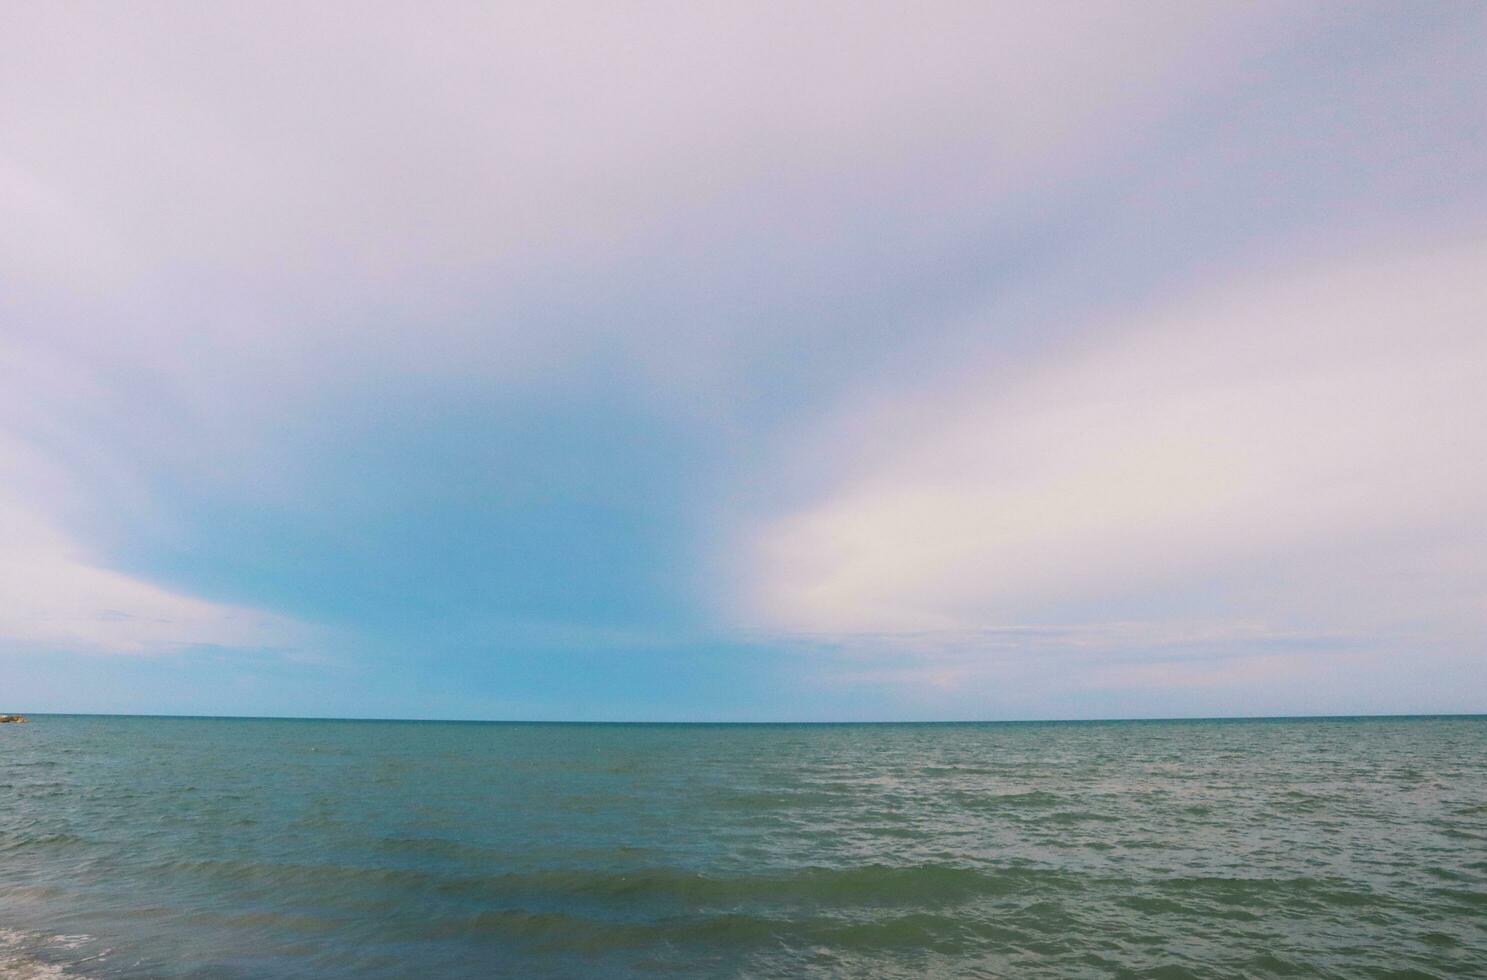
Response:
[1, 715, 1484, 978]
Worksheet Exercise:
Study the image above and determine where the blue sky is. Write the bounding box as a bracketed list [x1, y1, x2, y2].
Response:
[2, 1, 1485, 720]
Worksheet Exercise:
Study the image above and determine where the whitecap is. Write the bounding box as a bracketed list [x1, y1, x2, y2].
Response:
[0, 929, 70, 979]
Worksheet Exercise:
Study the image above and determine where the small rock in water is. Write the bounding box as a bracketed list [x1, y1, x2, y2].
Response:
[0, 714, 27, 723]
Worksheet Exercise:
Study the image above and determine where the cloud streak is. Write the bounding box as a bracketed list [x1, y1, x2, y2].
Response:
[0, 464, 302, 656]
[746, 238, 1487, 648]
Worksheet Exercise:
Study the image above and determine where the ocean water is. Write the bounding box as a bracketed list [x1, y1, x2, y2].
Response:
[1, 716, 1484, 979]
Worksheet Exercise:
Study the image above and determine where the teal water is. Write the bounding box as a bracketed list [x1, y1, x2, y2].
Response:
[1, 716, 1484, 978]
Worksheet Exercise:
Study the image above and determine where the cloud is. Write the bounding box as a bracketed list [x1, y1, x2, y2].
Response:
[744, 237, 1487, 644]
[762, 616, 1486, 719]
[0, 2, 1326, 653]
[0, 432, 302, 655]
[0, 544, 301, 656]
[1, 2, 1314, 375]
[2, 2, 1484, 716]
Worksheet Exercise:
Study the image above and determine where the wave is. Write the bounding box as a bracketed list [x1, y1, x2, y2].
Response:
[0, 930, 76, 980]
[0, 834, 87, 855]
[149, 857, 1081, 907]
[432, 907, 1028, 954]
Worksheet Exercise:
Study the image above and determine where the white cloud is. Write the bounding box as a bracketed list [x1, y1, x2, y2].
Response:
[0, 2, 1330, 539]
[0, 544, 300, 656]
[0, 433, 301, 655]
[745, 238, 1487, 640]
[0, 2, 1315, 371]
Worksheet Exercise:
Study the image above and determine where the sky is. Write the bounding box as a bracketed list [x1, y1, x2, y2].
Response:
[2, 1, 1485, 721]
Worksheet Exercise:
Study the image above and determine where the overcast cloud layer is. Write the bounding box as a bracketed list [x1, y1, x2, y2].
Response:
[2, 2, 1484, 719]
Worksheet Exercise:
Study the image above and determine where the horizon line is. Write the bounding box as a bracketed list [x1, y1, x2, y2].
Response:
[11, 710, 1486, 726]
